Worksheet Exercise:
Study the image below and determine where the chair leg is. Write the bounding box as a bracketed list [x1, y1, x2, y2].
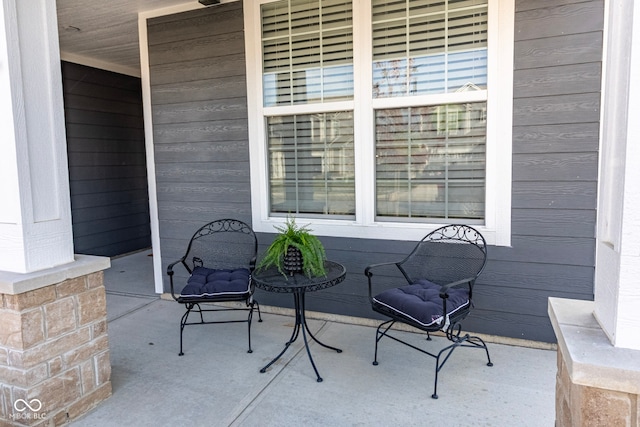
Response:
[195, 303, 204, 323]
[370, 319, 493, 399]
[372, 319, 395, 366]
[432, 342, 460, 399]
[254, 300, 263, 322]
[466, 334, 493, 367]
[179, 300, 261, 356]
[244, 298, 263, 354]
[179, 304, 194, 356]
[246, 303, 254, 354]
[431, 333, 493, 399]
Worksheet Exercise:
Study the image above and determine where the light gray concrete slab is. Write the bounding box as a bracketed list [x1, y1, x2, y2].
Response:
[105, 293, 157, 322]
[104, 249, 156, 296]
[73, 252, 557, 426]
[231, 321, 556, 427]
[73, 298, 556, 427]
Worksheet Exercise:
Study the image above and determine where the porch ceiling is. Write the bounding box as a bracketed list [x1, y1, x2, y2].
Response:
[56, 0, 211, 74]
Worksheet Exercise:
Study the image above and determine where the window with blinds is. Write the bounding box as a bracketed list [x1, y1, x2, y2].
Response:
[261, 0, 354, 106]
[372, 0, 488, 97]
[249, 0, 514, 242]
[267, 113, 355, 217]
[375, 102, 486, 221]
[372, 0, 488, 222]
[258, 0, 492, 224]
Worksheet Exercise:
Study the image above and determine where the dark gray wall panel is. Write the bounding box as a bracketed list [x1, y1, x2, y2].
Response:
[153, 100, 248, 125]
[150, 0, 603, 344]
[513, 152, 599, 181]
[512, 123, 599, 154]
[156, 182, 251, 204]
[514, 1, 604, 40]
[512, 208, 596, 237]
[158, 202, 253, 223]
[153, 119, 248, 144]
[147, 5, 244, 46]
[151, 78, 247, 105]
[515, 32, 603, 69]
[513, 93, 601, 126]
[71, 201, 150, 223]
[513, 63, 601, 98]
[154, 140, 249, 163]
[150, 53, 246, 86]
[465, 309, 555, 342]
[480, 261, 595, 294]
[512, 181, 597, 209]
[149, 31, 245, 65]
[155, 162, 250, 183]
[63, 61, 151, 257]
[64, 94, 144, 117]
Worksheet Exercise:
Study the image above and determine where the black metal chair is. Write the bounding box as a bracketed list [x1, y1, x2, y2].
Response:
[364, 224, 492, 398]
[167, 219, 262, 356]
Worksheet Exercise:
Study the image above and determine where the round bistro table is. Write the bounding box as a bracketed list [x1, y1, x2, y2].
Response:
[252, 260, 346, 382]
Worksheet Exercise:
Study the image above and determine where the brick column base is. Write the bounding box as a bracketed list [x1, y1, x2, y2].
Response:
[549, 298, 640, 427]
[556, 350, 640, 426]
[0, 257, 111, 426]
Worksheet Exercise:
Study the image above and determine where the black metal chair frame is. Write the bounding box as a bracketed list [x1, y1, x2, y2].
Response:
[167, 219, 262, 356]
[364, 224, 492, 399]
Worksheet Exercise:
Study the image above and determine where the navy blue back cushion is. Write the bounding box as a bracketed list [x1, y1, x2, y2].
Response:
[373, 279, 470, 327]
[180, 267, 251, 298]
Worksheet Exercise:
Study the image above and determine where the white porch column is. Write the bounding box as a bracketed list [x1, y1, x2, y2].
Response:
[594, 0, 640, 351]
[1, 5, 113, 423]
[0, 0, 74, 273]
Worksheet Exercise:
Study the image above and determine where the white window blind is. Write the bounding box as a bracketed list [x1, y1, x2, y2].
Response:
[375, 102, 486, 221]
[267, 112, 355, 217]
[262, 0, 354, 106]
[372, 0, 488, 97]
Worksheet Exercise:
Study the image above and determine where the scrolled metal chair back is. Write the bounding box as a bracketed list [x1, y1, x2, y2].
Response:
[397, 224, 487, 287]
[184, 219, 257, 272]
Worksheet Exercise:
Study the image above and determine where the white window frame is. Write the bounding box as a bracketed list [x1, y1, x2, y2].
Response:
[244, 0, 513, 246]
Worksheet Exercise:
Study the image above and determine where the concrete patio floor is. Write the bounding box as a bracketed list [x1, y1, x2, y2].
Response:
[72, 250, 557, 426]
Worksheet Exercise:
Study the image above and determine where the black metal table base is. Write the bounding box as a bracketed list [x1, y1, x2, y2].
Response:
[260, 290, 341, 382]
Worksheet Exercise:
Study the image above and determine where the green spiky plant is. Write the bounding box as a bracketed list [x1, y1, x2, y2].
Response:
[257, 217, 327, 278]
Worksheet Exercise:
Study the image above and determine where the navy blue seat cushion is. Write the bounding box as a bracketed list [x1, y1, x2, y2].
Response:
[180, 267, 251, 299]
[372, 279, 470, 327]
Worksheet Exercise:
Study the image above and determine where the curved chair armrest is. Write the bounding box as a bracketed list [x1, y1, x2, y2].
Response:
[364, 261, 398, 277]
[435, 276, 477, 329]
[438, 276, 476, 298]
[364, 261, 400, 302]
[166, 258, 187, 301]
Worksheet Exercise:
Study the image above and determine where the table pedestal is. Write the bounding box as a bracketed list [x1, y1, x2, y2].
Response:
[260, 289, 341, 382]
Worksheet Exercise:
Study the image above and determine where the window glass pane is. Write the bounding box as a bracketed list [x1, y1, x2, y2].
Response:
[262, 0, 354, 106]
[375, 102, 486, 220]
[268, 112, 355, 217]
[372, 0, 487, 98]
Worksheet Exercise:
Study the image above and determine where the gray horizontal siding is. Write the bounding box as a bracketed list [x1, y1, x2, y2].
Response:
[512, 123, 599, 154]
[147, 5, 244, 46]
[514, 0, 604, 39]
[150, 0, 603, 343]
[148, 1, 253, 274]
[63, 61, 151, 257]
[499, 0, 602, 341]
[512, 181, 597, 209]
